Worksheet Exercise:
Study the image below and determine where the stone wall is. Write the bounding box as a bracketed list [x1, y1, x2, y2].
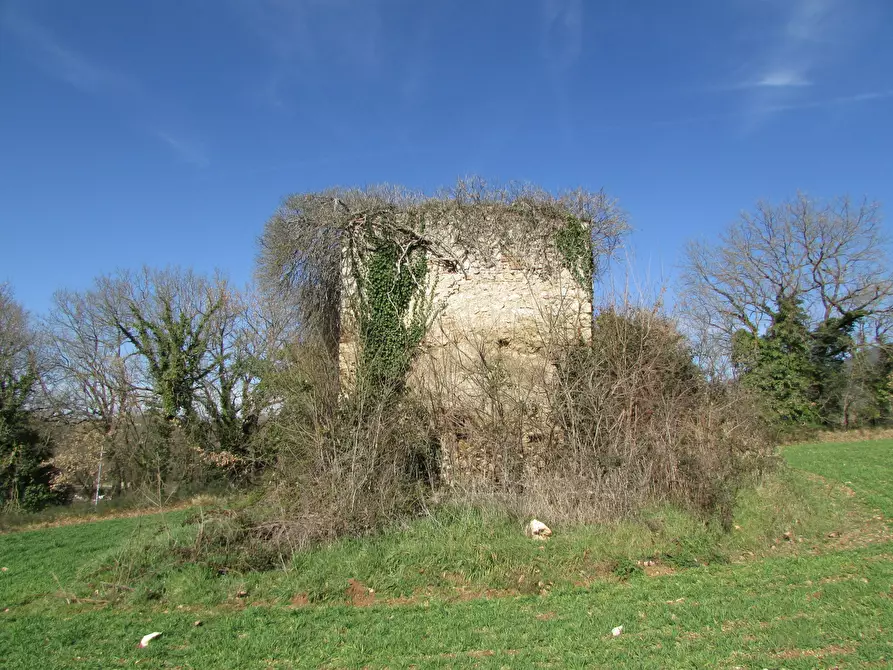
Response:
[429, 258, 590, 341]
[339, 254, 591, 390]
[416, 257, 590, 487]
[337, 211, 593, 487]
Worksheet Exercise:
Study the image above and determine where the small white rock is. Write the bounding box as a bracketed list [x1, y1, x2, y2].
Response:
[525, 519, 552, 540]
[611, 625, 624, 637]
[139, 632, 163, 648]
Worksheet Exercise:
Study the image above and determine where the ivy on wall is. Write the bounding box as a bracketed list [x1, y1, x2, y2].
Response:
[553, 214, 594, 295]
[355, 235, 431, 394]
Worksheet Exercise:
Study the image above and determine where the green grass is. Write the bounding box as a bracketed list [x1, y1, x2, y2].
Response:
[2, 544, 892, 669]
[0, 487, 223, 534]
[0, 512, 188, 611]
[784, 438, 893, 516]
[79, 464, 863, 607]
[1, 440, 891, 668]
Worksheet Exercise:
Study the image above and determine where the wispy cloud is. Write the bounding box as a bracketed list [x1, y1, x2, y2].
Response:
[761, 88, 893, 114]
[721, 0, 875, 124]
[753, 70, 813, 89]
[235, 0, 384, 110]
[723, 68, 814, 91]
[1, 5, 135, 94]
[541, 0, 583, 71]
[1, 3, 209, 168]
[648, 88, 893, 131]
[154, 131, 210, 169]
[756, 0, 836, 88]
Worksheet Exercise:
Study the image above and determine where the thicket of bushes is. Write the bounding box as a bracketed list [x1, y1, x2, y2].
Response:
[3, 184, 891, 566]
[197, 183, 773, 558]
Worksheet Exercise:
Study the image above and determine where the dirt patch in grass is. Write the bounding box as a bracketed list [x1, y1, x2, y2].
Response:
[345, 579, 376, 607]
[772, 643, 855, 659]
[802, 472, 866, 509]
[0, 501, 198, 534]
[289, 593, 309, 607]
[644, 562, 677, 577]
[819, 573, 863, 585]
[825, 518, 893, 550]
[452, 586, 521, 602]
[789, 428, 893, 445]
[382, 595, 424, 607]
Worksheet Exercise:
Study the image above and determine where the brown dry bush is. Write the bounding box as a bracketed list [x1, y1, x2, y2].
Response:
[191, 299, 772, 567]
[221, 182, 770, 559]
[230, 342, 439, 555]
[238, 181, 629, 551]
[427, 299, 774, 529]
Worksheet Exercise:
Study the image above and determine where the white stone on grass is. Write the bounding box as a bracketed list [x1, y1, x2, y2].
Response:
[524, 518, 552, 540]
[139, 632, 163, 648]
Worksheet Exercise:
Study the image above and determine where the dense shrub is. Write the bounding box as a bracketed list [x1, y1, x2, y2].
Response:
[436, 302, 773, 528]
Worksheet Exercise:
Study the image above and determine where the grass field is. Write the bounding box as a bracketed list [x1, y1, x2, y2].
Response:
[1, 439, 892, 668]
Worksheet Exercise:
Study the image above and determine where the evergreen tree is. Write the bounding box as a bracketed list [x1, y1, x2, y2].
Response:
[0, 285, 59, 511]
[809, 311, 865, 424]
[844, 339, 893, 426]
[732, 296, 819, 427]
[0, 362, 57, 510]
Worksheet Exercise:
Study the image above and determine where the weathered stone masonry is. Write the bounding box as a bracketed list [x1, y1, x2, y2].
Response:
[339, 210, 594, 486]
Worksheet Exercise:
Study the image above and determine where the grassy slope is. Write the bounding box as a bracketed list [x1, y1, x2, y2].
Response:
[1, 441, 891, 669]
[785, 439, 893, 516]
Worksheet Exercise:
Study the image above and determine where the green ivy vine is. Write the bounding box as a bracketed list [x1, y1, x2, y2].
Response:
[553, 214, 594, 294]
[356, 237, 430, 394]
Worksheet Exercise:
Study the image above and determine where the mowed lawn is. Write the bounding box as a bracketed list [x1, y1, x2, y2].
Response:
[1, 441, 892, 669]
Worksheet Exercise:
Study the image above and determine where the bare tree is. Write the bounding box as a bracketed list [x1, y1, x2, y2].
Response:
[193, 283, 288, 475]
[96, 267, 230, 422]
[45, 269, 280, 493]
[45, 289, 137, 425]
[43, 288, 143, 499]
[681, 194, 893, 359]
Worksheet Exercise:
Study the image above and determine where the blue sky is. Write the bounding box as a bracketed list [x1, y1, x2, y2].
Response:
[2, 0, 892, 313]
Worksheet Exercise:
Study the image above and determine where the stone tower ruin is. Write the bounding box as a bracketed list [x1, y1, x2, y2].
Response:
[336, 202, 598, 487]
